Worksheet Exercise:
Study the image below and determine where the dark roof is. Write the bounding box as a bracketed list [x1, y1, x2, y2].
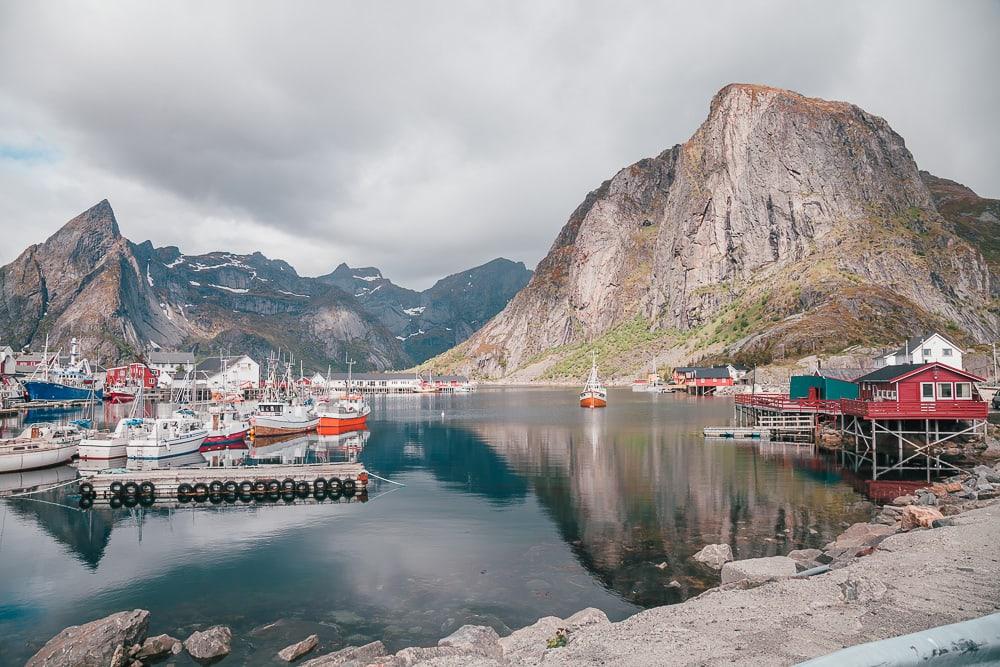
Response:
[328, 372, 420, 381]
[148, 351, 195, 364]
[691, 367, 733, 379]
[854, 362, 984, 384]
[884, 332, 963, 358]
[195, 355, 255, 374]
[854, 364, 926, 383]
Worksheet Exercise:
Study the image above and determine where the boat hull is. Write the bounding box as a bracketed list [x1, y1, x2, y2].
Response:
[23, 380, 102, 402]
[251, 417, 319, 438]
[126, 430, 207, 460]
[104, 389, 137, 403]
[579, 392, 607, 409]
[200, 428, 250, 451]
[79, 439, 128, 460]
[317, 414, 368, 434]
[0, 442, 78, 472]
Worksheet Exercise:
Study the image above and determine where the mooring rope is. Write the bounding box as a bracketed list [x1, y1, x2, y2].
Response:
[2, 475, 90, 498]
[366, 472, 406, 487]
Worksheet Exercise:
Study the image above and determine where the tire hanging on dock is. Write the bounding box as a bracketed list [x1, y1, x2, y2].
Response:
[139, 481, 155, 497]
[79, 482, 95, 498]
[209, 480, 224, 495]
[281, 478, 295, 492]
[193, 483, 209, 501]
[177, 483, 194, 500]
[295, 481, 310, 497]
[342, 479, 357, 497]
[123, 482, 140, 497]
[327, 477, 342, 494]
[109, 481, 125, 497]
[109, 496, 124, 509]
[224, 481, 239, 494]
[266, 479, 281, 493]
[239, 481, 253, 494]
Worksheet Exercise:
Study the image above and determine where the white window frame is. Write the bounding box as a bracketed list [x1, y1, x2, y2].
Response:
[942, 348, 953, 357]
[937, 382, 953, 400]
[920, 382, 935, 402]
[955, 382, 972, 400]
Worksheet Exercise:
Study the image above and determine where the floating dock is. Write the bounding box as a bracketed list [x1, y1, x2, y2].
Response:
[80, 462, 369, 505]
[703, 427, 771, 440]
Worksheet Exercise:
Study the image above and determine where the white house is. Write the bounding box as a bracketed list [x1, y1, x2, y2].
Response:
[877, 333, 963, 370]
[196, 355, 260, 390]
[328, 372, 423, 393]
[147, 351, 196, 378]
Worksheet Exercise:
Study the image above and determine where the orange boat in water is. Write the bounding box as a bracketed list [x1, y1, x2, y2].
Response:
[317, 361, 371, 434]
[579, 352, 607, 408]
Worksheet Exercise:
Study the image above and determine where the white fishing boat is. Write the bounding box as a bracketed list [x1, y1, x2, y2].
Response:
[0, 423, 83, 473]
[252, 401, 319, 437]
[78, 417, 155, 460]
[125, 413, 207, 460]
[579, 352, 608, 409]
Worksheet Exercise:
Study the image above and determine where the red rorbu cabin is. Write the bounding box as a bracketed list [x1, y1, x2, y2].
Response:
[844, 362, 987, 419]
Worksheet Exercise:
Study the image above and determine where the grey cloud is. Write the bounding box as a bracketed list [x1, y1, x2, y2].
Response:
[0, 0, 997, 288]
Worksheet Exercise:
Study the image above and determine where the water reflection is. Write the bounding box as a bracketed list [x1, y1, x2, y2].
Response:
[0, 389, 871, 664]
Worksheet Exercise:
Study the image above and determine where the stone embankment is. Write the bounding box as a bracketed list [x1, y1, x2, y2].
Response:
[28, 464, 1000, 666]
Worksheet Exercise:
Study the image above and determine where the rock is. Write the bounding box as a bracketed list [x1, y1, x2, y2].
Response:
[892, 495, 916, 506]
[824, 522, 896, 551]
[278, 634, 319, 662]
[720, 556, 798, 585]
[110, 645, 127, 667]
[873, 513, 898, 526]
[654, 561, 669, 570]
[944, 481, 964, 492]
[901, 505, 945, 531]
[691, 543, 734, 570]
[136, 634, 183, 660]
[667, 580, 682, 588]
[881, 504, 904, 515]
[184, 625, 232, 663]
[787, 548, 823, 564]
[564, 608, 610, 629]
[931, 517, 958, 528]
[499, 616, 562, 662]
[300, 641, 387, 666]
[438, 625, 502, 659]
[27, 609, 150, 667]
[386, 645, 468, 666]
[839, 575, 888, 603]
[917, 493, 939, 506]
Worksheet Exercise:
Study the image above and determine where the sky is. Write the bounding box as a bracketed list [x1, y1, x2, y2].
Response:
[1, 1, 997, 289]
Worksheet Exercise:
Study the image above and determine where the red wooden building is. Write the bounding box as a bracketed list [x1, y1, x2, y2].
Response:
[844, 362, 987, 419]
[105, 363, 160, 390]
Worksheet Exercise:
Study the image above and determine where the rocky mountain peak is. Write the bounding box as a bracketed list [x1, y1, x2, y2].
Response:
[429, 84, 998, 380]
[40, 198, 123, 262]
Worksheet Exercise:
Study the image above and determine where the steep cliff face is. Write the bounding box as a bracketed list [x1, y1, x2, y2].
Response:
[435, 84, 998, 379]
[318, 258, 532, 363]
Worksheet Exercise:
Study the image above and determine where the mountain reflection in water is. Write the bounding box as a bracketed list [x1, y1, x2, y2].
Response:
[0, 388, 869, 664]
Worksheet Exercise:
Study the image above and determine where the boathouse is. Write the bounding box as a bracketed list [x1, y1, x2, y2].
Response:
[850, 362, 981, 406]
[789, 374, 859, 401]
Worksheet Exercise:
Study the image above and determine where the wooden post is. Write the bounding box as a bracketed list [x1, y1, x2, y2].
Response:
[871, 419, 877, 480]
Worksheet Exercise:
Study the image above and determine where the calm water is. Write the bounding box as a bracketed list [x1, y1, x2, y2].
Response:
[0, 388, 870, 664]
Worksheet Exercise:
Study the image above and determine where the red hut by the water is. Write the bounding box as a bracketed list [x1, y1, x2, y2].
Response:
[845, 362, 987, 419]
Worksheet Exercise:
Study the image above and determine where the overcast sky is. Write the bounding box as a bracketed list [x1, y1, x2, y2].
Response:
[1, 1, 997, 289]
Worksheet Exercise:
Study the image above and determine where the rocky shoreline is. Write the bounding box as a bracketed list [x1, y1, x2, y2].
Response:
[26, 463, 1000, 666]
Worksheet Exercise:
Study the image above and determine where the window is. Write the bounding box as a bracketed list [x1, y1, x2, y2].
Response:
[937, 382, 953, 400]
[922, 348, 932, 356]
[942, 348, 953, 357]
[956, 382, 972, 399]
[921, 383, 935, 401]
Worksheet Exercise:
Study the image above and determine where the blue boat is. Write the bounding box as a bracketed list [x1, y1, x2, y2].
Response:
[22, 380, 102, 402]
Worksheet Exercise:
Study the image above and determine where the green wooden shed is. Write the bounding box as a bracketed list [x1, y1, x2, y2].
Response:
[789, 375, 859, 400]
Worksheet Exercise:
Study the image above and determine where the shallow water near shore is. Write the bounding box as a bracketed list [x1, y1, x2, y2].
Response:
[0, 387, 871, 663]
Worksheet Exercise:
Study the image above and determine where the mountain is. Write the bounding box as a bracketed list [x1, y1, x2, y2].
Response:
[921, 171, 1000, 275]
[318, 258, 532, 363]
[425, 84, 999, 381]
[0, 201, 532, 371]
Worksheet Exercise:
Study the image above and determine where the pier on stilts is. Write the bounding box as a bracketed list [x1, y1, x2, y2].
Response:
[726, 362, 990, 480]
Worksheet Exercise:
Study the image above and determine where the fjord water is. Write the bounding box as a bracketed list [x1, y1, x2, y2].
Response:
[0, 388, 870, 663]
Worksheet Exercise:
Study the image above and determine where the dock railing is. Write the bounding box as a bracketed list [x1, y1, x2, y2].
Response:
[736, 393, 988, 419]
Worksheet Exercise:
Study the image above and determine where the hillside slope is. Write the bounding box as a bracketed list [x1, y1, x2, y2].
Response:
[424, 84, 999, 381]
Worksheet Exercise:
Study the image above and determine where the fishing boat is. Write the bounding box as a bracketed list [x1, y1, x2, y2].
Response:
[200, 403, 251, 451]
[317, 360, 370, 434]
[125, 411, 208, 460]
[251, 355, 319, 437]
[0, 423, 84, 472]
[78, 417, 155, 460]
[579, 352, 608, 409]
[22, 337, 103, 402]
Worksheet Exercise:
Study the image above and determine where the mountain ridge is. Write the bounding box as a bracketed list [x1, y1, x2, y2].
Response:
[0, 202, 528, 370]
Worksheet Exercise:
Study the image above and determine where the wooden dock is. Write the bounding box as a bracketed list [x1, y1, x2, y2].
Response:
[80, 462, 369, 504]
[703, 426, 771, 440]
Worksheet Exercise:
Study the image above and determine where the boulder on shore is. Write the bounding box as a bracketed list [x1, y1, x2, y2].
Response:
[720, 556, 798, 585]
[901, 505, 945, 531]
[438, 624, 502, 658]
[692, 543, 734, 570]
[184, 625, 232, 662]
[499, 608, 610, 663]
[824, 522, 895, 552]
[27, 609, 150, 667]
[300, 640, 387, 666]
[136, 633, 182, 659]
[278, 634, 319, 662]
